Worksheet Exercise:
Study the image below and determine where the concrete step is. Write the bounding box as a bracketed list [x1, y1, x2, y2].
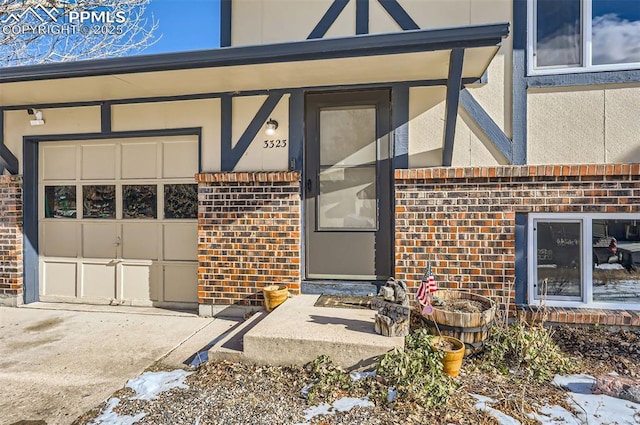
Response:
[207, 311, 268, 363]
[243, 294, 404, 369]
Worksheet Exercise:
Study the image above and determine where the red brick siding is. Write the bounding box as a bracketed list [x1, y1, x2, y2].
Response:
[395, 164, 640, 322]
[0, 175, 23, 303]
[196, 172, 301, 306]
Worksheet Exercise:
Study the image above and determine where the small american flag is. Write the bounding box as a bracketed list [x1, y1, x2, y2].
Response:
[416, 262, 437, 306]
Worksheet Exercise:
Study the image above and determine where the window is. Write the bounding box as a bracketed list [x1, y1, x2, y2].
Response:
[123, 185, 157, 219]
[164, 184, 198, 219]
[529, 0, 640, 74]
[529, 214, 640, 309]
[44, 186, 76, 218]
[82, 185, 116, 219]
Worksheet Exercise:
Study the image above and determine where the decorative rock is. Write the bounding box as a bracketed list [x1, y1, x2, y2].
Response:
[593, 375, 640, 403]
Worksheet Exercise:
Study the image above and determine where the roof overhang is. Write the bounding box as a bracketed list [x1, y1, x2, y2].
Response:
[0, 22, 509, 107]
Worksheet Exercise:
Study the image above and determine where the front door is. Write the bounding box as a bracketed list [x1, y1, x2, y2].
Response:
[305, 90, 392, 280]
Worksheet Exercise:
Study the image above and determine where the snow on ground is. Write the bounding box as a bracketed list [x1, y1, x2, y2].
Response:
[89, 398, 145, 425]
[295, 397, 375, 424]
[126, 370, 193, 400]
[473, 374, 640, 424]
[91, 370, 193, 424]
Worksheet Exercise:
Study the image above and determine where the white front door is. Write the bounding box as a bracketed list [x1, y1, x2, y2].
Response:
[38, 136, 199, 308]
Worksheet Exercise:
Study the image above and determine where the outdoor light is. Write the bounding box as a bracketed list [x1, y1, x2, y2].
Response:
[265, 118, 278, 136]
[27, 108, 45, 126]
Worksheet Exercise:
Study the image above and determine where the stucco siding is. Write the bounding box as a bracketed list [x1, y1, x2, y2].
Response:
[528, 88, 606, 164]
[604, 85, 640, 164]
[111, 99, 221, 172]
[4, 107, 101, 174]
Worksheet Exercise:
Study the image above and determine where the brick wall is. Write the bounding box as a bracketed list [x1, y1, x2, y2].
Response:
[395, 164, 640, 320]
[197, 172, 301, 308]
[0, 175, 23, 306]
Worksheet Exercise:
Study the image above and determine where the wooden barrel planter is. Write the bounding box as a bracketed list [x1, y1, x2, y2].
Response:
[423, 290, 496, 356]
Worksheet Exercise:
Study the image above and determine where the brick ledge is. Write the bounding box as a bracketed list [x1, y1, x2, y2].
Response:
[395, 164, 640, 181]
[518, 305, 640, 327]
[196, 171, 301, 183]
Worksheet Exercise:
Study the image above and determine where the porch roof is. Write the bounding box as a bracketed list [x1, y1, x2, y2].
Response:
[0, 22, 509, 106]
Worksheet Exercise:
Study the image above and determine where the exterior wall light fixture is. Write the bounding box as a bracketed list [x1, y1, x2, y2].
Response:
[265, 118, 278, 136]
[27, 108, 45, 126]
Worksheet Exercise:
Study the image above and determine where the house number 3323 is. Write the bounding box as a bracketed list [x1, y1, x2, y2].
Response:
[263, 139, 287, 148]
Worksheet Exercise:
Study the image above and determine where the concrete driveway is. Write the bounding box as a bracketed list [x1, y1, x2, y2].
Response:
[0, 303, 237, 425]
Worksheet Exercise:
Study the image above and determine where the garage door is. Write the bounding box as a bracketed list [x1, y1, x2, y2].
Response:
[38, 136, 199, 308]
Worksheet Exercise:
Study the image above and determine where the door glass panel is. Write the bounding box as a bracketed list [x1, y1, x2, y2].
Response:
[83, 185, 116, 219]
[123, 185, 157, 219]
[535, 221, 582, 299]
[592, 218, 640, 304]
[317, 105, 377, 231]
[318, 166, 376, 230]
[320, 107, 376, 166]
[44, 185, 76, 218]
[164, 184, 198, 219]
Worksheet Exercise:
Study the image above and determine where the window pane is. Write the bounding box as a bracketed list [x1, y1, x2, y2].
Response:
[123, 185, 157, 219]
[164, 184, 197, 219]
[45, 186, 76, 218]
[318, 166, 377, 230]
[83, 185, 115, 219]
[535, 221, 582, 299]
[535, 0, 582, 67]
[593, 218, 640, 303]
[592, 0, 640, 65]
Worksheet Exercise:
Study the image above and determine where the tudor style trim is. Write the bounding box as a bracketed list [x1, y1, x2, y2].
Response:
[0, 23, 509, 83]
[442, 49, 465, 166]
[0, 110, 19, 175]
[308, 0, 350, 39]
[220, 0, 232, 47]
[221, 92, 285, 171]
[459, 88, 512, 163]
[377, 0, 419, 30]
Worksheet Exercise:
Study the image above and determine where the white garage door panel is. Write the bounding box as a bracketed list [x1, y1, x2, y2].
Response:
[42, 146, 76, 181]
[164, 223, 198, 261]
[40, 137, 198, 308]
[81, 263, 116, 299]
[42, 262, 77, 297]
[83, 223, 117, 259]
[120, 263, 156, 303]
[121, 143, 158, 179]
[122, 223, 158, 260]
[164, 265, 198, 303]
[43, 222, 78, 257]
[81, 144, 116, 180]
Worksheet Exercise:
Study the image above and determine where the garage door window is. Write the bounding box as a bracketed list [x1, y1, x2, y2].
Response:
[123, 185, 157, 219]
[44, 186, 76, 218]
[83, 185, 116, 219]
[164, 184, 197, 219]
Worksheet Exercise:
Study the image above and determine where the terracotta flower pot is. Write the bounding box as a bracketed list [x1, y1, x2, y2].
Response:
[431, 335, 465, 377]
[262, 284, 289, 312]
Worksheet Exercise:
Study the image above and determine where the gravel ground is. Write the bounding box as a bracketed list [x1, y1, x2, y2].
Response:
[72, 324, 640, 425]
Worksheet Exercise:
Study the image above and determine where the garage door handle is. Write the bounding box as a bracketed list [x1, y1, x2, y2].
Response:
[113, 237, 121, 247]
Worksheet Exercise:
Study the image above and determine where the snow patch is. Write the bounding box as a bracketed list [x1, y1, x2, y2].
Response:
[90, 398, 145, 425]
[473, 375, 640, 425]
[349, 371, 376, 382]
[471, 394, 521, 425]
[126, 369, 193, 400]
[296, 397, 375, 424]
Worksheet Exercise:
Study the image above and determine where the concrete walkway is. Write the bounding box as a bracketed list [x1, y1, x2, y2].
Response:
[0, 303, 238, 425]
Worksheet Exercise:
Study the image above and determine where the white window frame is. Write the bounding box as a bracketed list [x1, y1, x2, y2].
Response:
[527, 0, 640, 75]
[528, 213, 640, 310]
